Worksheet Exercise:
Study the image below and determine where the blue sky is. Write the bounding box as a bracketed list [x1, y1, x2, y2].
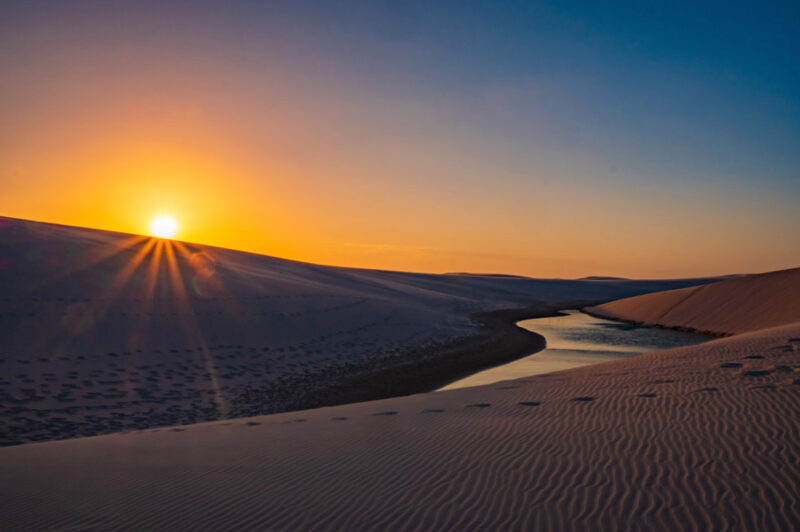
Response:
[1, 1, 798, 276]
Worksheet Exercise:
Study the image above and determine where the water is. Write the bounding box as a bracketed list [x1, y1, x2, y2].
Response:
[439, 309, 711, 390]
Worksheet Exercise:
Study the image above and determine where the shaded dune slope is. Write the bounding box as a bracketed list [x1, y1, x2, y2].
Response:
[587, 267, 800, 336]
[2, 323, 798, 530]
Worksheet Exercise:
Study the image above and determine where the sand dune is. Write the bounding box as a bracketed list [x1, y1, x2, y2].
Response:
[2, 217, 797, 530]
[587, 267, 800, 336]
[0, 217, 714, 445]
[1, 322, 798, 530]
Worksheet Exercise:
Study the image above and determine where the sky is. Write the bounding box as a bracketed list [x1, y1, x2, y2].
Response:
[1, 0, 798, 278]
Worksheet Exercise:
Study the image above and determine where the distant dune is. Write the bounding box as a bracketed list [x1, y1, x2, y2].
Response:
[586, 267, 800, 335]
[577, 275, 630, 281]
[444, 272, 532, 278]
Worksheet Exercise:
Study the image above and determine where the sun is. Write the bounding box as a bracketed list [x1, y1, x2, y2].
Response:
[149, 214, 179, 239]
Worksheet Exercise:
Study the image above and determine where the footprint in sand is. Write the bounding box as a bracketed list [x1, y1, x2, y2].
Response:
[518, 401, 541, 406]
[720, 362, 743, 369]
[421, 409, 444, 414]
[374, 411, 398, 416]
[744, 355, 764, 360]
[696, 387, 719, 393]
[649, 379, 675, 384]
[571, 397, 595, 402]
[245, 421, 261, 426]
[171, 428, 186, 432]
[743, 370, 771, 377]
[331, 417, 349, 421]
[465, 403, 491, 408]
[637, 393, 657, 398]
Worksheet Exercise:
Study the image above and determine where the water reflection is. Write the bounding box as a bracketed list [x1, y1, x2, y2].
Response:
[439, 310, 710, 390]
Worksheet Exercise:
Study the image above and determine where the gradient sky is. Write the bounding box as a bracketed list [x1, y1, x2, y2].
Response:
[1, 1, 798, 278]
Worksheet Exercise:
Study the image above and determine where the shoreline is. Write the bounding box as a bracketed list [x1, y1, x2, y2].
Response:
[226, 300, 608, 419]
[580, 306, 731, 337]
[0, 297, 653, 447]
[0, 298, 692, 446]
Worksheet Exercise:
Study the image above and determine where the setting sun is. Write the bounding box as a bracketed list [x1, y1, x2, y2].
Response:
[149, 214, 178, 239]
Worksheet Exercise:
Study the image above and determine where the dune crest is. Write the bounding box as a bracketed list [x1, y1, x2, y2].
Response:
[587, 267, 800, 336]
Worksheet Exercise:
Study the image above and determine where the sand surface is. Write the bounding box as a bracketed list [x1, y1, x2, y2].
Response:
[0, 217, 712, 444]
[2, 217, 798, 530]
[587, 267, 800, 335]
[1, 322, 798, 530]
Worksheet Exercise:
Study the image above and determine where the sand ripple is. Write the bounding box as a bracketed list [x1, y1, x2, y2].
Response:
[1, 323, 799, 530]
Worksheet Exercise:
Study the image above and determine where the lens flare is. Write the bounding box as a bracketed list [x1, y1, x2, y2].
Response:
[149, 215, 178, 239]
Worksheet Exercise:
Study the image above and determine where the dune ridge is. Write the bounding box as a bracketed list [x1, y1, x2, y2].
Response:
[1, 322, 798, 530]
[586, 267, 800, 336]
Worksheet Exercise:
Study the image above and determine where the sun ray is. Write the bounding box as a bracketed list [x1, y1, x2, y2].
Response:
[163, 241, 228, 417]
[33, 237, 158, 362]
[104, 238, 157, 298]
[142, 239, 164, 307]
[127, 239, 165, 351]
[67, 238, 160, 336]
[173, 241, 229, 300]
[33, 234, 148, 292]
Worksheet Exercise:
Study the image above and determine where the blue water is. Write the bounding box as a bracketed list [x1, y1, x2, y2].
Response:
[439, 309, 711, 390]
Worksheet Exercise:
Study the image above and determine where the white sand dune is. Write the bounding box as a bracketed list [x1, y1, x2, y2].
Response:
[587, 267, 800, 335]
[0, 217, 712, 444]
[2, 217, 798, 530]
[1, 322, 798, 530]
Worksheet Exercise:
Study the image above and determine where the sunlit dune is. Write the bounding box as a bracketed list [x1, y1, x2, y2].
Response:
[587, 267, 800, 335]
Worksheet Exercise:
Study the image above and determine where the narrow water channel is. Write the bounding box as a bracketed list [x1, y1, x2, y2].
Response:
[439, 309, 711, 390]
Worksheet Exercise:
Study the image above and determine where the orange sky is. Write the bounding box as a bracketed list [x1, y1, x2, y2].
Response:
[1, 3, 798, 279]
